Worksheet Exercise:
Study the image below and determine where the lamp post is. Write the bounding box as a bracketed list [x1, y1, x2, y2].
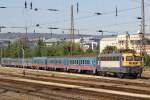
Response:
[0, 47, 2, 65]
[97, 30, 104, 57]
[137, 16, 145, 55]
[22, 48, 25, 75]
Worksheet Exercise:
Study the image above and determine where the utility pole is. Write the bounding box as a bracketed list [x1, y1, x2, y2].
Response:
[22, 47, 25, 75]
[125, 31, 130, 51]
[25, 27, 28, 44]
[140, 0, 146, 55]
[70, 1, 75, 56]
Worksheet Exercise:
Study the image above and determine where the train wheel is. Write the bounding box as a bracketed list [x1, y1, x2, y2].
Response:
[113, 73, 118, 77]
[132, 74, 138, 78]
[97, 71, 102, 76]
[102, 72, 107, 77]
[117, 73, 125, 78]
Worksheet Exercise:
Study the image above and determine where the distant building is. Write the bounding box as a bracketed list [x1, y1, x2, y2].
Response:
[100, 37, 117, 53]
[44, 38, 62, 46]
[80, 37, 98, 50]
[0, 39, 16, 48]
[100, 33, 150, 55]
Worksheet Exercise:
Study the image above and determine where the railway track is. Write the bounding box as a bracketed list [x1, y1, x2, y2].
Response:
[0, 67, 150, 100]
[1, 72, 150, 96]
[0, 76, 143, 100]
[0, 75, 149, 100]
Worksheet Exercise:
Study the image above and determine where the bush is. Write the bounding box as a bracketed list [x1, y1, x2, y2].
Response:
[144, 55, 150, 68]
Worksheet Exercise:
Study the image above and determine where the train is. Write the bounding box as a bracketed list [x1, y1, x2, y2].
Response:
[1, 52, 144, 78]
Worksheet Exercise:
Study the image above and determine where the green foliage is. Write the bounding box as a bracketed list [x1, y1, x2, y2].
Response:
[2, 41, 22, 57]
[102, 46, 118, 54]
[32, 39, 48, 57]
[86, 48, 94, 54]
[144, 54, 150, 68]
[2, 39, 97, 58]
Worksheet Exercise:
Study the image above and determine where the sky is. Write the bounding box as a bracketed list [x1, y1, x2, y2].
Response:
[0, 0, 150, 35]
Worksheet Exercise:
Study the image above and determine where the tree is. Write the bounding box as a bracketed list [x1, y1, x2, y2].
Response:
[86, 48, 94, 54]
[102, 46, 118, 54]
[33, 38, 47, 57]
[144, 54, 150, 68]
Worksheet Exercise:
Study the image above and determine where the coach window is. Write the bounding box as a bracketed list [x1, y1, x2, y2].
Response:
[92, 60, 94, 64]
[81, 60, 83, 64]
[59, 60, 61, 64]
[85, 60, 86, 64]
[70, 60, 72, 64]
[52, 60, 54, 64]
[75, 60, 77, 64]
[83, 60, 85, 64]
[72, 60, 74, 64]
[86, 60, 89, 64]
[77, 60, 78, 65]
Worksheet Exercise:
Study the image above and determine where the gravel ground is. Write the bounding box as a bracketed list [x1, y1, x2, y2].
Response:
[0, 91, 47, 100]
[0, 66, 150, 100]
[142, 71, 150, 78]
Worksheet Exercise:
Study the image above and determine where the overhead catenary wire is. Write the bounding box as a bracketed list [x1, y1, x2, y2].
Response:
[1, 0, 150, 34]
[2, 1, 150, 26]
[26, 3, 150, 29]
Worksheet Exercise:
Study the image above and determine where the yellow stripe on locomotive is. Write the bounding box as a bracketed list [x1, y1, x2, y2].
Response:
[122, 52, 143, 67]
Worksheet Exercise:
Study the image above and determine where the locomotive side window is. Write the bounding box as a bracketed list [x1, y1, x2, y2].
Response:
[134, 56, 142, 61]
[126, 56, 133, 61]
